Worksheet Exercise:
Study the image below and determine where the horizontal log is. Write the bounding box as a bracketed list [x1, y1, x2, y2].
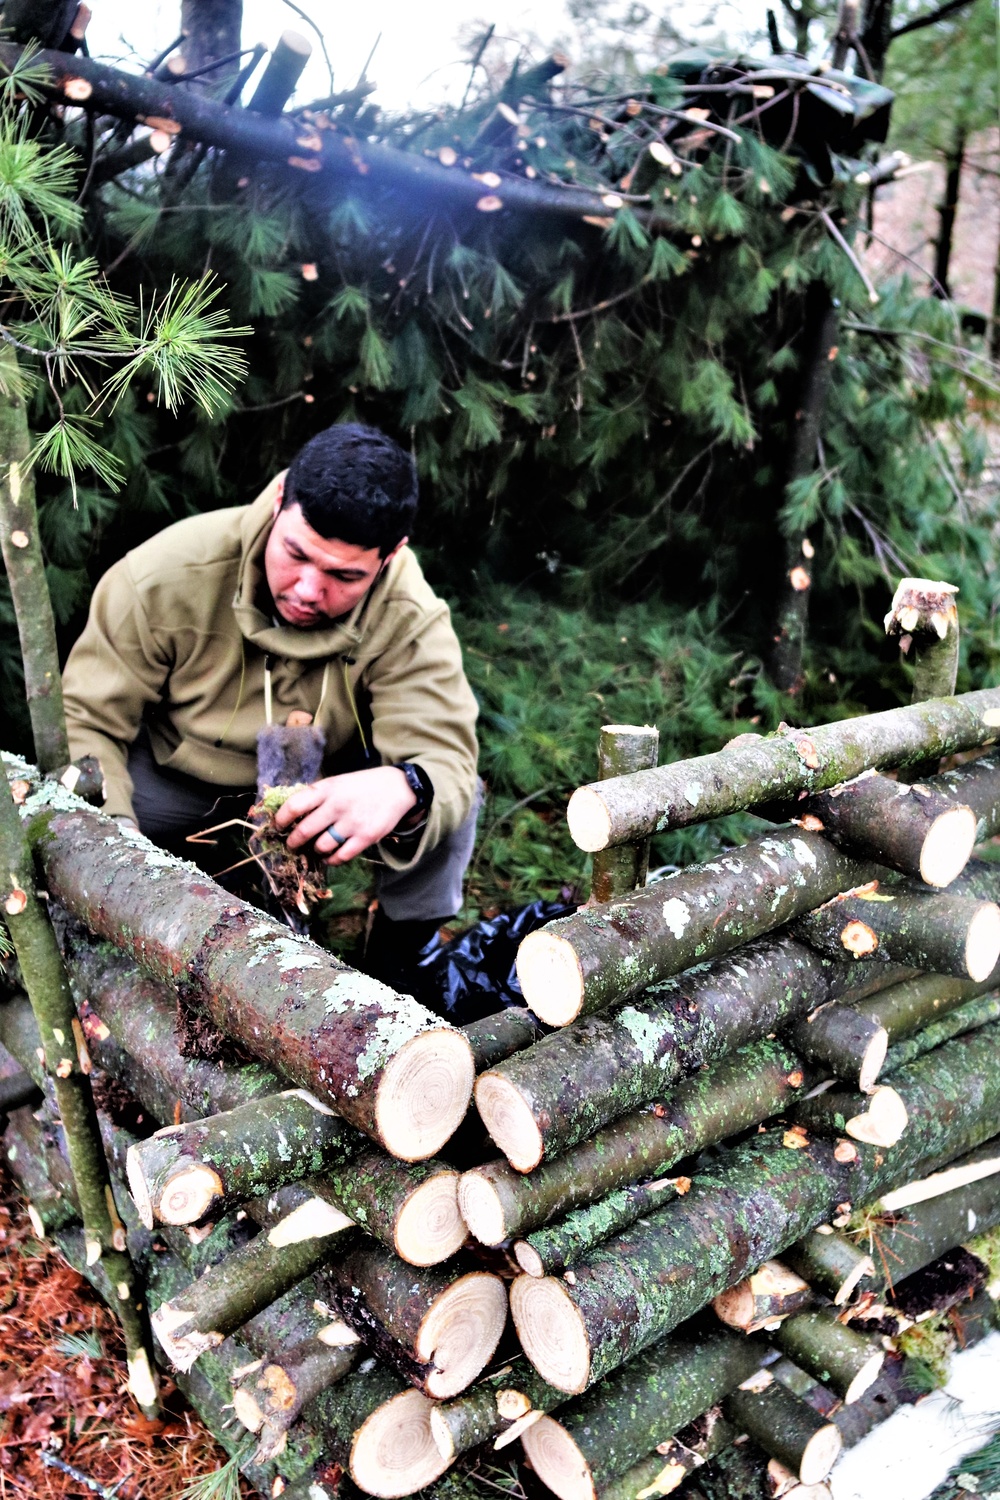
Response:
[785, 1002, 890, 1093]
[478, 933, 899, 1169]
[722, 1375, 841, 1484]
[783, 1226, 874, 1306]
[597, 1410, 735, 1500]
[8, 763, 474, 1158]
[771, 1306, 883, 1403]
[787, 1083, 909, 1147]
[429, 1360, 567, 1462]
[464, 1008, 544, 1072]
[852, 969, 998, 1046]
[565, 686, 1000, 850]
[934, 753, 1000, 842]
[483, 1038, 814, 1266]
[509, 1021, 1000, 1393]
[519, 1320, 765, 1500]
[691, 1434, 834, 1500]
[794, 888, 1000, 983]
[883, 993, 1000, 1075]
[712, 1260, 812, 1334]
[515, 828, 878, 1024]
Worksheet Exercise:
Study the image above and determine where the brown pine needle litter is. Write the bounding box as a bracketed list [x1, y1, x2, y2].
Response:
[0, 1163, 251, 1500]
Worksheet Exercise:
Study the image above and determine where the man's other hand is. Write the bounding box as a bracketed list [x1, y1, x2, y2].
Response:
[274, 768, 418, 865]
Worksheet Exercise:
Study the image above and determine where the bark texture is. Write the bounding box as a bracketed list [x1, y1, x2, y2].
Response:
[516, 828, 877, 1022]
[884, 994, 1000, 1075]
[934, 754, 1000, 844]
[796, 772, 975, 887]
[598, 1412, 735, 1500]
[463, 1008, 544, 1072]
[9, 773, 473, 1158]
[590, 725, 660, 903]
[721, 1379, 841, 1483]
[429, 1360, 567, 1460]
[565, 686, 1000, 851]
[783, 1227, 874, 1305]
[772, 1306, 883, 1401]
[794, 888, 1000, 982]
[510, 1021, 1000, 1393]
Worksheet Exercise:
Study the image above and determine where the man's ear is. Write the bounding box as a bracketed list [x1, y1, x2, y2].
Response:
[272, 473, 285, 519]
[379, 536, 408, 572]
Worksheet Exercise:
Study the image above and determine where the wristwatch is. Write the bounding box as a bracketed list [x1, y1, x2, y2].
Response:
[392, 761, 434, 832]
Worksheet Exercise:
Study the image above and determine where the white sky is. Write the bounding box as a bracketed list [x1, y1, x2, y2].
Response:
[87, 0, 767, 113]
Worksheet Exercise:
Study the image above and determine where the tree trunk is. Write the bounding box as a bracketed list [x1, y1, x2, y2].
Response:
[509, 1020, 1000, 1393]
[794, 772, 976, 888]
[782, 1227, 874, 1305]
[152, 1198, 357, 1372]
[0, 349, 70, 770]
[884, 994, 1000, 1075]
[858, 0, 895, 80]
[772, 1306, 883, 1403]
[722, 1377, 841, 1484]
[326, 1243, 507, 1399]
[768, 291, 839, 696]
[933, 130, 967, 300]
[520, 1323, 766, 1500]
[473, 1038, 815, 1266]
[478, 932, 898, 1170]
[1, 0, 77, 47]
[515, 828, 877, 1025]
[590, 725, 660, 902]
[564, 685, 1000, 852]
[178, 0, 244, 93]
[8, 778, 474, 1159]
[793, 888, 1000, 983]
[0, 777, 158, 1415]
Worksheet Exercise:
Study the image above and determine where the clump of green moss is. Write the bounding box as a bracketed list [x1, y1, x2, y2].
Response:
[967, 1223, 1000, 1289]
[897, 1316, 957, 1391]
[248, 787, 330, 917]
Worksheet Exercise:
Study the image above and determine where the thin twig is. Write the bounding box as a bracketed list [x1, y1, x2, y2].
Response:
[461, 23, 495, 112]
[145, 32, 185, 76]
[818, 207, 880, 304]
[281, 0, 336, 93]
[39, 1452, 131, 1499]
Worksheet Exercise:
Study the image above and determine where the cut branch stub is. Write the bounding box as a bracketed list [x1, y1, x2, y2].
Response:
[516, 827, 876, 1024]
[783, 1226, 874, 1306]
[796, 771, 976, 888]
[885, 576, 960, 705]
[794, 887, 1000, 983]
[564, 685, 1000, 850]
[11, 784, 474, 1159]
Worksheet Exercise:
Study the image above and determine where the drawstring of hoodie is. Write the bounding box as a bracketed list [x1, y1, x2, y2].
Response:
[261, 656, 368, 754]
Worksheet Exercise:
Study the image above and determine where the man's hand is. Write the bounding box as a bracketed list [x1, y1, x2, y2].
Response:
[274, 767, 418, 865]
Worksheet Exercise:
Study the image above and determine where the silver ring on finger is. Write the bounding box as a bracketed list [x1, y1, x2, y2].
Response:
[325, 825, 347, 848]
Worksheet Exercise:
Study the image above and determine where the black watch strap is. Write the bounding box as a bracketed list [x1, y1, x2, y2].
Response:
[395, 761, 434, 816]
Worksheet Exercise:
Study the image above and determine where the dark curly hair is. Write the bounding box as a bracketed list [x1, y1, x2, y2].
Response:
[283, 423, 418, 555]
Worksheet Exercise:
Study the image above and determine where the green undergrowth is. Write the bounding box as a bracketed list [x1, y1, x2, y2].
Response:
[969, 1225, 1000, 1288]
[930, 1430, 1000, 1500]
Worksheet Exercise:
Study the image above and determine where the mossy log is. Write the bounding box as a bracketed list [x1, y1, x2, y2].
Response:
[712, 1261, 812, 1334]
[565, 685, 1000, 851]
[772, 1306, 883, 1403]
[785, 1003, 890, 1094]
[722, 1376, 841, 1484]
[853, 969, 999, 1045]
[509, 1022, 1000, 1393]
[7, 766, 474, 1159]
[793, 771, 976, 888]
[152, 1196, 357, 1372]
[326, 1243, 507, 1399]
[515, 828, 876, 1024]
[463, 1008, 544, 1072]
[787, 1084, 909, 1148]
[598, 1411, 735, 1500]
[590, 726, 660, 903]
[480, 1037, 814, 1265]
[691, 1434, 834, 1500]
[520, 1321, 765, 1500]
[429, 1360, 567, 1462]
[783, 1226, 875, 1305]
[884, 994, 1000, 1075]
[794, 888, 1000, 983]
[477, 933, 895, 1169]
[126, 1095, 465, 1265]
[934, 753, 1000, 843]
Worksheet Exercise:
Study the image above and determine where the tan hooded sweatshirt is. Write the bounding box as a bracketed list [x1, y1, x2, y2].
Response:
[62, 475, 479, 871]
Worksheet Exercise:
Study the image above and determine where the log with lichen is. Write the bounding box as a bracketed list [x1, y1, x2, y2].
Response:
[596, 1409, 736, 1500]
[787, 1083, 908, 1148]
[476, 933, 899, 1170]
[428, 1359, 567, 1463]
[712, 1261, 813, 1334]
[589, 725, 660, 903]
[465, 1037, 814, 1263]
[519, 1320, 766, 1500]
[883, 993, 1000, 1075]
[514, 828, 877, 1025]
[5, 758, 474, 1160]
[721, 1374, 842, 1485]
[771, 1306, 883, 1403]
[509, 1022, 1000, 1394]
[565, 686, 1000, 853]
[782, 1226, 875, 1306]
[793, 887, 1000, 983]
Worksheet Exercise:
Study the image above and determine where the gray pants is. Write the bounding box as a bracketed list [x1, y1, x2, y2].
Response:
[127, 731, 480, 922]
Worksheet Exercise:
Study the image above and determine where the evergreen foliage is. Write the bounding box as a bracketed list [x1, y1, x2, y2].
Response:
[0, 26, 997, 907]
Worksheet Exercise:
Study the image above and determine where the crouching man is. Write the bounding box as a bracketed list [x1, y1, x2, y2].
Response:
[61, 422, 479, 988]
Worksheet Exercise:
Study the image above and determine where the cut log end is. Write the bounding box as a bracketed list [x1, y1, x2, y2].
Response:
[350, 1387, 448, 1499]
[428, 1407, 456, 1463]
[835, 1251, 875, 1306]
[158, 1163, 224, 1227]
[964, 903, 1000, 984]
[514, 930, 585, 1027]
[232, 1384, 266, 1433]
[846, 1085, 909, 1147]
[394, 1170, 466, 1266]
[376, 1028, 475, 1161]
[919, 805, 977, 888]
[520, 1414, 596, 1500]
[457, 1170, 508, 1246]
[798, 1423, 842, 1485]
[843, 1348, 885, 1404]
[475, 1074, 545, 1173]
[566, 786, 613, 853]
[125, 1144, 156, 1231]
[510, 1274, 591, 1394]
[416, 1272, 508, 1399]
[514, 1240, 545, 1278]
[859, 1026, 889, 1095]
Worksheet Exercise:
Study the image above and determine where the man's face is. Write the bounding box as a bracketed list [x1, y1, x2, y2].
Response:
[264, 495, 404, 627]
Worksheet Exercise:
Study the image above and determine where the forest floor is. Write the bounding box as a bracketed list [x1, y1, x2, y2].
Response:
[0, 1162, 248, 1500]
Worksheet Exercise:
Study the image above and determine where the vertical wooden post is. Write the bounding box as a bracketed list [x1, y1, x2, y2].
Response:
[885, 576, 960, 782]
[588, 724, 659, 904]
